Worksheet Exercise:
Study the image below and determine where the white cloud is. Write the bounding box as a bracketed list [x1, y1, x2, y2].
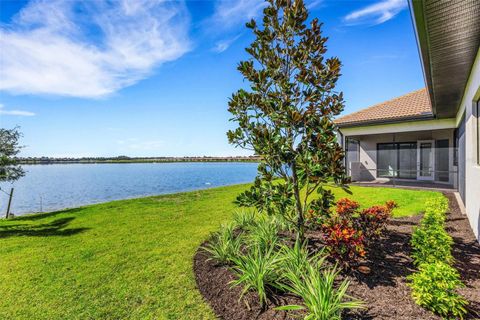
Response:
[0, 103, 35, 116]
[307, 0, 323, 10]
[207, 0, 321, 52]
[213, 34, 242, 53]
[0, 0, 191, 98]
[210, 0, 267, 31]
[344, 0, 407, 25]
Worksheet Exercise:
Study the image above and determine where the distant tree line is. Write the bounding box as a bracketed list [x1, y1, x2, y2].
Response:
[17, 156, 261, 164]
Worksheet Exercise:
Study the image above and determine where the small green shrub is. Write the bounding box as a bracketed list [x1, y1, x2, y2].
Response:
[202, 223, 242, 265]
[277, 255, 364, 320]
[418, 197, 449, 228]
[233, 209, 257, 229]
[230, 243, 283, 306]
[409, 196, 468, 319]
[424, 197, 449, 216]
[408, 262, 468, 319]
[411, 223, 453, 265]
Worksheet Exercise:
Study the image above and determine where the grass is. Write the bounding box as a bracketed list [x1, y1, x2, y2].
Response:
[0, 183, 442, 319]
[327, 185, 443, 217]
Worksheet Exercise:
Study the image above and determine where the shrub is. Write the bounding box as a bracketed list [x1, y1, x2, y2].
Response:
[421, 198, 449, 226]
[408, 196, 468, 319]
[408, 262, 468, 319]
[202, 223, 242, 265]
[410, 196, 453, 266]
[320, 220, 365, 268]
[424, 197, 449, 215]
[411, 223, 453, 265]
[335, 198, 360, 216]
[277, 251, 364, 320]
[358, 203, 395, 241]
[230, 243, 283, 306]
[316, 198, 396, 267]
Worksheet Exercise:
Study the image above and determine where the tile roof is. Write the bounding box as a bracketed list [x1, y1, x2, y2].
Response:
[335, 88, 433, 127]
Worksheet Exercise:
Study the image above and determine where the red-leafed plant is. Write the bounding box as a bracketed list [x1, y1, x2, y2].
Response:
[336, 198, 360, 216]
[321, 219, 365, 267]
[358, 201, 397, 241]
[312, 198, 397, 267]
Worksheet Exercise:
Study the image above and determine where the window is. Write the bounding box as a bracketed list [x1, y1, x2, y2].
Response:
[453, 128, 458, 166]
[377, 142, 417, 179]
[435, 139, 449, 182]
[345, 138, 360, 175]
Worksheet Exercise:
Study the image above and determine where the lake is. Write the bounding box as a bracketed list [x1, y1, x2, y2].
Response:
[0, 162, 258, 216]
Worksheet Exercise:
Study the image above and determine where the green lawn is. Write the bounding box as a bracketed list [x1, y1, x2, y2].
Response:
[0, 184, 442, 319]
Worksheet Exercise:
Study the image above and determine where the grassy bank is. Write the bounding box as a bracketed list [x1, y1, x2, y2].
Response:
[0, 184, 441, 319]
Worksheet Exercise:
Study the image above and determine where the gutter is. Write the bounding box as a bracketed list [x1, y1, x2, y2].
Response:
[408, 0, 437, 117]
[336, 114, 435, 129]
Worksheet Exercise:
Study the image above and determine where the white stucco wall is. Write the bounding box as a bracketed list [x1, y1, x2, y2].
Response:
[458, 49, 480, 241]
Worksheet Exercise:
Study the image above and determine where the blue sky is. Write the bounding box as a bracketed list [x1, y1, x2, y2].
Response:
[0, 0, 424, 157]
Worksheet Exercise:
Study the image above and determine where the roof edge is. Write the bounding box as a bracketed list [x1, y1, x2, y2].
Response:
[336, 114, 435, 128]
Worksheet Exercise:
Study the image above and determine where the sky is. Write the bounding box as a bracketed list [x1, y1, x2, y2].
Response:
[0, 0, 425, 157]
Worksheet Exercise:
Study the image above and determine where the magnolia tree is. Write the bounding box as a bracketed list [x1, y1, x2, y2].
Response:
[227, 0, 349, 239]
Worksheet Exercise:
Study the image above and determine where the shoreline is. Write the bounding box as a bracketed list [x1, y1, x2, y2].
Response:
[18, 158, 260, 165]
[5, 181, 254, 219]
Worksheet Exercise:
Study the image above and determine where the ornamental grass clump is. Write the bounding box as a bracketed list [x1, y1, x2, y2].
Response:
[230, 242, 283, 307]
[233, 209, 258, 229]
[246, 217, 281, 253]
[277, 242, 364, 320]
[202, 223, 242, 265]
[279, 240, 325, 279]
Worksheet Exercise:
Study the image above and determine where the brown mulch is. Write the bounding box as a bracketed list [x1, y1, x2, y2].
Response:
[194, 192, 480, 319]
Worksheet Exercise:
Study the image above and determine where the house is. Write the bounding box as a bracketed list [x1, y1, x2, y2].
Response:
[336, 1, 480, 241]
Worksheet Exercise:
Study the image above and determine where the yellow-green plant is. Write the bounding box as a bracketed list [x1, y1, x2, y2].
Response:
[408, 262, 468, 319]
[411, 224, 453, 265]
[409, 196, 468, 319]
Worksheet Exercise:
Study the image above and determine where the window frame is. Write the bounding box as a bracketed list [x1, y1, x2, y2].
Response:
[376, 142, 418, 179]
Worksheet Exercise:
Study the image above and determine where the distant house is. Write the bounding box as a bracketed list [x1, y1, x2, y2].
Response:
[336, 1, 480, 241]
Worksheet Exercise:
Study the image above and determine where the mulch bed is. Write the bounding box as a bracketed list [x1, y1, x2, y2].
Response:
[194, 192, 480, 319]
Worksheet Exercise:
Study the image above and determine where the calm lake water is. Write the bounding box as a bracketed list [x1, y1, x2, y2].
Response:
[0, 162, 258, 216]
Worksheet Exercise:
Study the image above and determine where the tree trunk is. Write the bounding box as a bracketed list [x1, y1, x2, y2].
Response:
[291, 161, 304, 241]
